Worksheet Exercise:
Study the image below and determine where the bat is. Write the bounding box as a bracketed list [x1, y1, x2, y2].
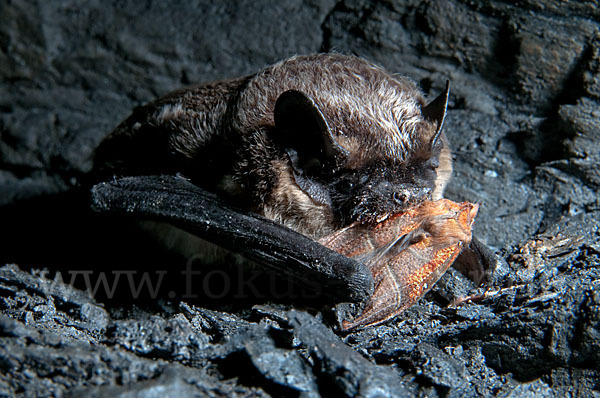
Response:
[90, 53, 496, 317]
[92, 54, 452, 242]
[319, 199, 478, 330]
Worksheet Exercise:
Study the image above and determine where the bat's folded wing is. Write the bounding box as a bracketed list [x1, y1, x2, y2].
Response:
[90, 175, 373, 303]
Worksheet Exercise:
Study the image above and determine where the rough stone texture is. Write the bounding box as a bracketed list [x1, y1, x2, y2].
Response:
[1, 0, 599, 397]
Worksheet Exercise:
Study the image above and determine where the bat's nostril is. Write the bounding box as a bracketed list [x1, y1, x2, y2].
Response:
[393, 191, 408, 204]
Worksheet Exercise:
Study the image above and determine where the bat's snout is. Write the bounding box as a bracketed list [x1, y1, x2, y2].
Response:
[392, 186, 432, 206]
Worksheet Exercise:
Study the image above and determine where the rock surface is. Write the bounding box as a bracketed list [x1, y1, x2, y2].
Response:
[1, 0, 599, 396]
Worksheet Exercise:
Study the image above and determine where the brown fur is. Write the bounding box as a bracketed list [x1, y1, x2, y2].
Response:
[93, 54, 452, 240]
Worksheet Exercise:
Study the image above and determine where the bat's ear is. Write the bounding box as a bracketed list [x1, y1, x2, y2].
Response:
[422, 81, 450, 150]
[274, 90, 348, 174]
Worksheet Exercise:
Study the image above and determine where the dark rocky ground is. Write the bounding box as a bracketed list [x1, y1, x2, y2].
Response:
[1, 0, 599, 396]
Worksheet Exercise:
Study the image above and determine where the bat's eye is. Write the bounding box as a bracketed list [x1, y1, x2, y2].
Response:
[339, 180, 354, 192]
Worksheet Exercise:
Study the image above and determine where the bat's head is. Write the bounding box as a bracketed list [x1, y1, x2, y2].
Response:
[270, 84, 451, 228]
[234, 55, 452, 236]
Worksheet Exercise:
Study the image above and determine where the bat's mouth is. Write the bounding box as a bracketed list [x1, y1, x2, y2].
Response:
[346, 185, 433, 226]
